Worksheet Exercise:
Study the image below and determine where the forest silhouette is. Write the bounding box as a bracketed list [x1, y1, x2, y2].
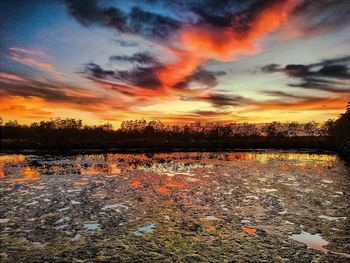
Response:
[1, 103, 349, 161]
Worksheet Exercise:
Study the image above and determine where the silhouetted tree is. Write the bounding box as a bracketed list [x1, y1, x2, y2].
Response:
[331, 102, 350, 161]
[0, 110, 347, 154]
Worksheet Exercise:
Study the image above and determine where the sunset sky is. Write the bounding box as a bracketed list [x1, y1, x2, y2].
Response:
[0, 0, 349, 126]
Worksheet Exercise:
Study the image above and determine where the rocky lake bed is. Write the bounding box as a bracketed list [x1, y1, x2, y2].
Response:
[0, 151, 349, 262]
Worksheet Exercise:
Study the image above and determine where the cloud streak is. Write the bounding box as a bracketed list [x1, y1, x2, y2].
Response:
[0, 72, 133, 122]
[8, 47, 66, 80]
[261, 55, 350, 93]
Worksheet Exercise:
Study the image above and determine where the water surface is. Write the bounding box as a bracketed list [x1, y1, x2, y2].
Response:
[0, 152, 349, 262]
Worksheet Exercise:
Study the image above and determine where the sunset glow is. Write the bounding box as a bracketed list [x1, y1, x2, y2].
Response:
[1, 0, 349, 126]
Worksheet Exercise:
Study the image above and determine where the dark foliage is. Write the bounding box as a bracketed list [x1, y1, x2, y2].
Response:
[0, 115, 343, 155]
[0, 103, 349, 161]
[329, 102, 350, 162]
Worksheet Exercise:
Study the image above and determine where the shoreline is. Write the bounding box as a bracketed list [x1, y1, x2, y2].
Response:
[0, 148, 337, 155]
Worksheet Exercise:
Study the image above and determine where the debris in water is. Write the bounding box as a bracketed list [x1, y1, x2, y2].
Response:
[206, 215, 220, 221]
[131, 181, 142, 187]
[72, 234, 81, 241]
[242, 226, 257, 236]
[319, 215, 346, 221]
[322, 179, 333, 184]
[84, 223, 100, 230]
[0, 219, 10, 224]
[102, 203, 128, 212]
[156, 186, 169, 194]
[134, 224, 155, 236]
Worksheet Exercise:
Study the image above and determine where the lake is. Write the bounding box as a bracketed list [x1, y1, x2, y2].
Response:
[0, 151, 349, 262]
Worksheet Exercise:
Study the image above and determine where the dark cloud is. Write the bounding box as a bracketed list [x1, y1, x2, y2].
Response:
[115, 66, 162, 89]
[192, 0, 280, 35]
[311, 56, 350, 67]
[64, 0, 350, 41]
[174, 69, 226, 89]
[145, 0, 264, 33]
[205, 94, 248, 107]
[292, 0, 350, 37]
[64, 0, 127, 31]
[83, 62, 162, 89]
[128, 7, 180, 39]
[64, 0, 180, 39]
[261, 64, 280, 73]
[284, 64, 309, 77]
[288, 78, 350, 93]
[261, 64, 310, 77]
[84, 63, 115, 78]
[190, 0, 251, 28]
[65, 0, 310, 40]
[318, 65, 348, 78]
[64, 0, 101, 25]
[110, 39, 138, 47]
[0, 75, 102, 105]
[192, 110, 231, 117]
[109, 52, 159, 65]
[262, 58, 350, 79]
[183, 93, 248, 108]
[261, 56, 350, 93]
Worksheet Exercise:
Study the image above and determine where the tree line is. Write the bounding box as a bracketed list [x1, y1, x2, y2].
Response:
[0, 103, 349, 161]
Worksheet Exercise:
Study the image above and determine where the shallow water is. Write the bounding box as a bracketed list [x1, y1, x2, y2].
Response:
[0, 151, 349, 262]
[290, 231, 329, 252]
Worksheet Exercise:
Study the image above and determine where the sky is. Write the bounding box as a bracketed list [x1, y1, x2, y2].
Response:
[0, 0, 349, 126]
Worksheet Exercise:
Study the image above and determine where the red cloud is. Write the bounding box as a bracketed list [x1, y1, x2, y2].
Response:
[157, 0, 300, 93]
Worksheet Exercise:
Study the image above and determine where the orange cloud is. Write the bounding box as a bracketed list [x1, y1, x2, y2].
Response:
[246, 96, 349, 112]
[0, 75, 132, 123]
[0, 96, 54, 120]
[78, 0, 302, 112]
[157, 0, 300, 94]
[7, 0, 330, 125]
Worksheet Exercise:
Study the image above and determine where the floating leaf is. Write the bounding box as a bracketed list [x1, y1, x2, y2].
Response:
[156, 186, 169, 194]
[131, 181, 142, 187]
[242, 226, 256, 236]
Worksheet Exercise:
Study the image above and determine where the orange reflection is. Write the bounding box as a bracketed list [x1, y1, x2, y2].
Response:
[74, 180, 87, 186]
[166, 180, 185, 189]
[227, 153, 248, 161]
[208, 226, 216, 231]
[282, 165, 291, 172]
[11, 166, 39, 182]
[131, 181, 142, 187]
[109, 164, 121, 176]
[0, 154, 25, 178]
[0, 155, 26, 163]
[156, 186, 169, 194]
[242, 226, 257, 236]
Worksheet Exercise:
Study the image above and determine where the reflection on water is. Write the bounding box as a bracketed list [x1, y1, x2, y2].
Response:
[290, 231, 328, 252]
[84, 223, 100, 231]
[0, 151, 349, 262]
[134, 224, 156, 236]
[290, 231, 350, 258]
[14, 166, 39, 182]
[243, 152, 336, 163]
